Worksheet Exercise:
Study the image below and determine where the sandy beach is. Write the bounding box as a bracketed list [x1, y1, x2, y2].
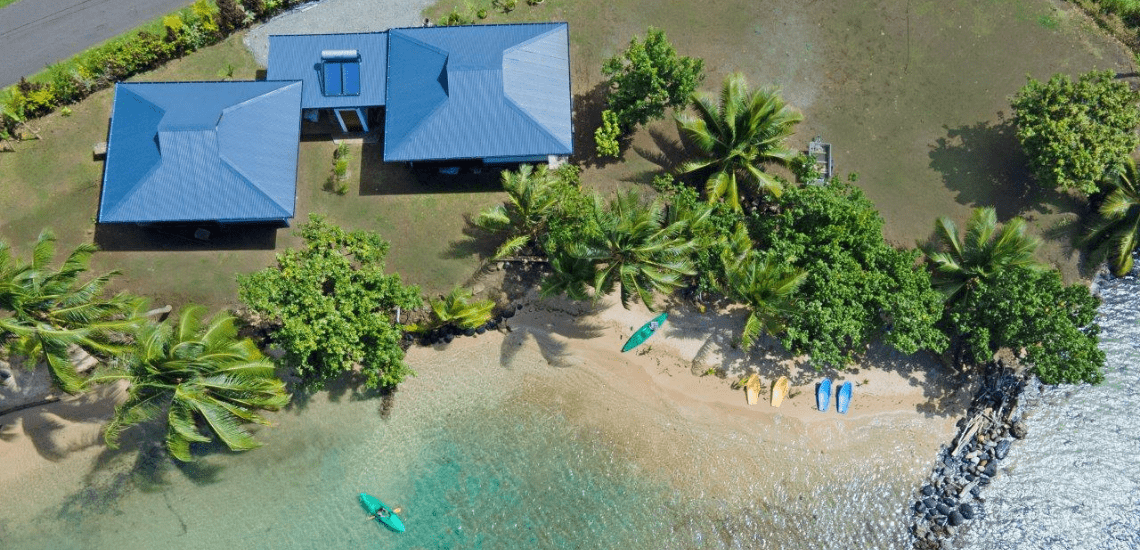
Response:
[0, 288, 972, 545]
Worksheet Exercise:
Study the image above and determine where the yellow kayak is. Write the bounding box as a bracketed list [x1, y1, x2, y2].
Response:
[743, 374, 761, 405]
[771, 376, 790, 408]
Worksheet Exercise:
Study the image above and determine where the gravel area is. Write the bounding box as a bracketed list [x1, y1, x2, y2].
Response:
[244, 0, 438, 67]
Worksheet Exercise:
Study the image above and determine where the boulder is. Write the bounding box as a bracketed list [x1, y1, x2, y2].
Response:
[995, 439, 1013, 459]
[983, 461, 998, 478]
[921, 484, 935, 496]
[959, 503, 975, 520]
[948, 511, 964, 526]
[1011, 421, 1028, 439]
[936, 503, 952, 515]
[923, 497, 937, 510]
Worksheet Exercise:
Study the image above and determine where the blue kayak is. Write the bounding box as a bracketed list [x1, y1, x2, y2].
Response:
[836, 381, 853, 414]
[816, 379, 832, 412]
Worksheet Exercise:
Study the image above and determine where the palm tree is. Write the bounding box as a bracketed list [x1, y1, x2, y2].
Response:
[94, 306, 290, 462]
[428, 286, 495, 330]
[1086, 157, 1140, 276]
[0, 231, 143, 393]
[474, 164, 560, 260]
[924, 207, 1043, 303]
[544, 190, 696, 310]
[721, 251, 806, 349]
[675, 72, 803, 211]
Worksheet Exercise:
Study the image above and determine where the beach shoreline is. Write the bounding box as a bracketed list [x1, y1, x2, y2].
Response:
[0, 290, 972, 539]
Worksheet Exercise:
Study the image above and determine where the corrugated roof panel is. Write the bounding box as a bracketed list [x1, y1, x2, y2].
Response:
[268, 33, 386, 109]
[383, 23, 572, 162]
[99, 81, 302, 223]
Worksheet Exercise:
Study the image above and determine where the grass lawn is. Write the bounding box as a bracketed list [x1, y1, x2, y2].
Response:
[428, 0, 1134, 281]
[0, 0, 1131, 313]
[0, 30, 501, 311]
[0, 0, 21, 9]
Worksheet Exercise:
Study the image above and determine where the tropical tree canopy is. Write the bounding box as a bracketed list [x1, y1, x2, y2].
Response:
[601, 27, 704, 132]
[238, 215, 422, 390]
[1011, 70, 1140, 195]
[676, 72, 803, 210]
[944, 266, 1104, 384]
[97, 306, 290, 462]
[474, 164, 561, 260]
[749, 180, 948, 367]
[542, 190, 696, 310]
[924, 207, 1044, 304]
[1086, 156, 1140, 276]
[0, 231, 143, 393]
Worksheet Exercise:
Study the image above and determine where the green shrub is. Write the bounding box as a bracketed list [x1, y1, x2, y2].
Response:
[594, 109, 622, 158]
[789, 152, 822, 183]
[493, 0, 517, 12]
[215, 0, 246, 33]
[441, 8, 473, 26]
[477, 8, 488, 18]
[602, 27, 704, 132]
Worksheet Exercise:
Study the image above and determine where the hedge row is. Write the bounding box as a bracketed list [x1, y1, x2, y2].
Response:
[0, 0, 303, 142]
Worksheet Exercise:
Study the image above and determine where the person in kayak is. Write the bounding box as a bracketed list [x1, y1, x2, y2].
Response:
[372, 506, 401, 520]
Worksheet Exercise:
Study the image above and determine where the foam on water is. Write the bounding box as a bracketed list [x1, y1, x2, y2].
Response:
[960, 268, 1140, 549]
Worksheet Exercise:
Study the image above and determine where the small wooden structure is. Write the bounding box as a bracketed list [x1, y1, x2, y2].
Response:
[807, 136, 833, 185]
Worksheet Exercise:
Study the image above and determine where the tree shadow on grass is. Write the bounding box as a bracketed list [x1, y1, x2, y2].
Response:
[572, 80, 629, 169]
[928, 117, 1083, 221]
[441, 213, 500, 262]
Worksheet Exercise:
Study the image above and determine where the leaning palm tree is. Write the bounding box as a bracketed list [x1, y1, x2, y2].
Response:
[544, 190, 696, 310]
[675, 72, 803, 211]
[474, 164, 560, 260]
[0, 231, 143, 393]
[94, 306, 290, 462]
[721, 250, 806, 349]
[1086, 157, 1140, 276]
[924, 207, 1043, 304]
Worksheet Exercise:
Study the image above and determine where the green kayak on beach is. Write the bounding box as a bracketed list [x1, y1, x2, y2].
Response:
[359, 492, 405, 533]
[621, 313, 668, 352]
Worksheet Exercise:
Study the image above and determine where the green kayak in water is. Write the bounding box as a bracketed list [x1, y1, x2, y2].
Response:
[359, 492, 405, 533]
[621, 312, 668, 352]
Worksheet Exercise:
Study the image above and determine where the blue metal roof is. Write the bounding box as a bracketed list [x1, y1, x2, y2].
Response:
[384, 23, 573, 162]
[267, 33, 387, 109]
[99, 81, 302, 224]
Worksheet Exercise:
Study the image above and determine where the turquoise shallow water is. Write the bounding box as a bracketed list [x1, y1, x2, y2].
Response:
[0, 331, 943, 550]
[2, 393, 682, 549]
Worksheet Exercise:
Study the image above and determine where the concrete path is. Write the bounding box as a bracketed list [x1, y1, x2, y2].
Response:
[0, 0, 193, 88]
[244, 0, 435, 67]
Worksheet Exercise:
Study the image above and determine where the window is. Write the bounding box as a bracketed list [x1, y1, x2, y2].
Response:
[321, 50, 361, 97]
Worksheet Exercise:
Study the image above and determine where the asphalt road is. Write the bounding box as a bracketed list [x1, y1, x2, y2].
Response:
[0, 0, 193, 88]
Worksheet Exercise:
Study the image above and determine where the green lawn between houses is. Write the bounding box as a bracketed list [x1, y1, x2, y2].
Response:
[0, 0, 1132, 313]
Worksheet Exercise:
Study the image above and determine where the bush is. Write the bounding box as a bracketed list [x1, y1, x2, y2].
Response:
[242, 0, 267, 18]
[594, 109, 622, 158]
[440, 8, 473, 26]
[215, 0, 246, 33]
[1011, 70, 1140, 195]
[493, 0, 517, 12]
[789, 152, 822, 183]
[602, 27, 704, 132]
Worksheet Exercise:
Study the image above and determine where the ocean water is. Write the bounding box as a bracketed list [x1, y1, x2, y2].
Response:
[0, 331, 946, 550]
[960, 268, 1140, 549]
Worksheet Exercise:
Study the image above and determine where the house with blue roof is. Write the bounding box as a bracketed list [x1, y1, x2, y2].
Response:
[98, 80, 302, 224]
[100, 22, 572, 226]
